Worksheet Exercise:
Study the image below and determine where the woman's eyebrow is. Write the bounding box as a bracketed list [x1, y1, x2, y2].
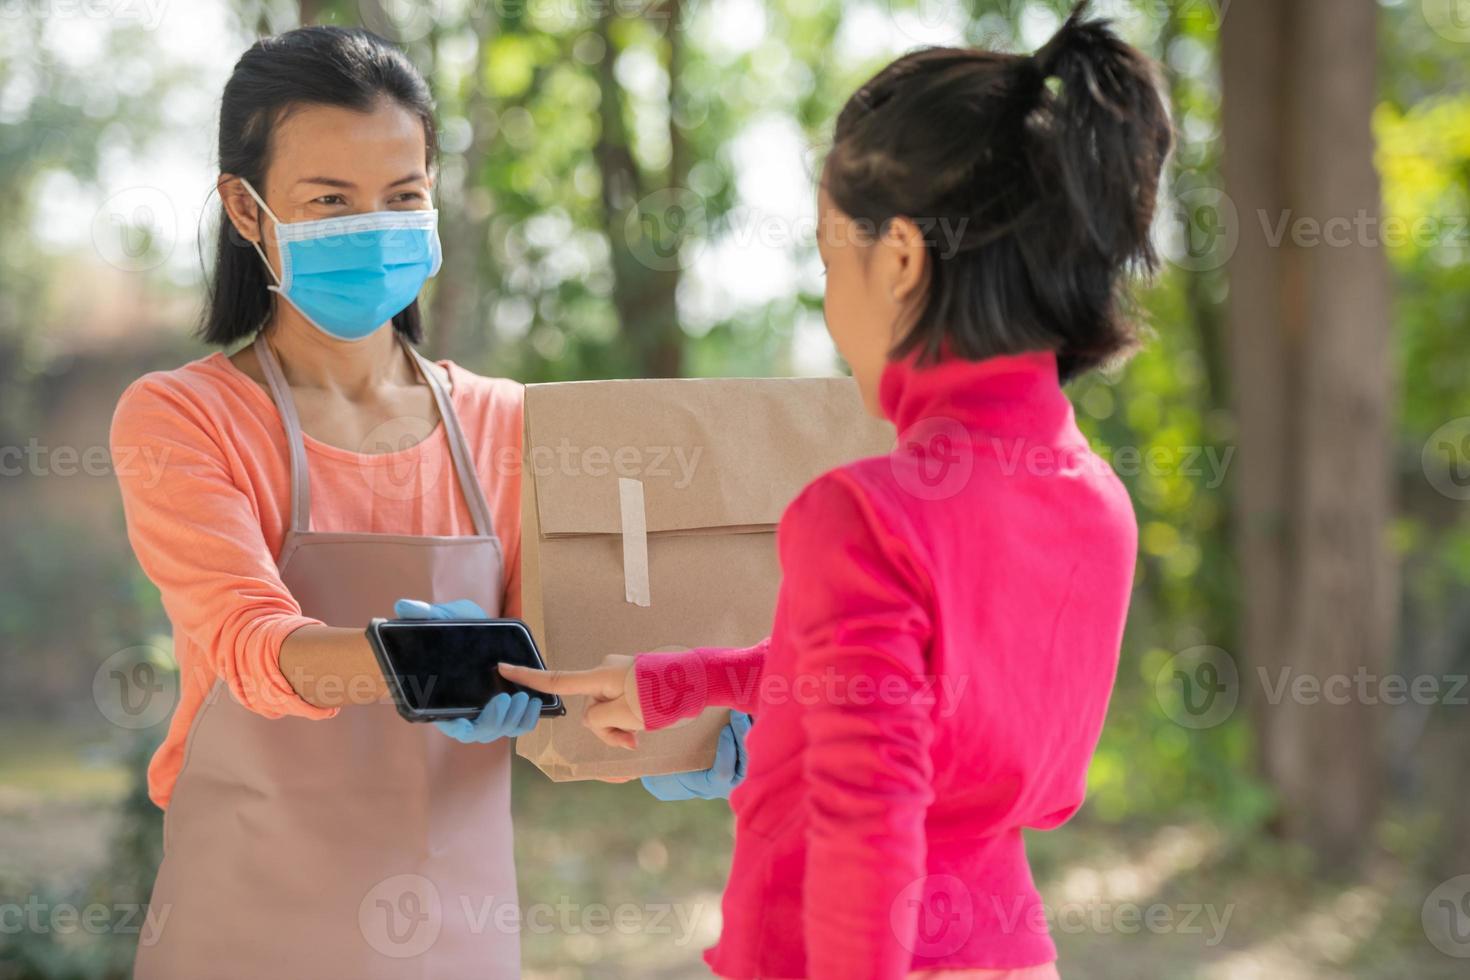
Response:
[293, 173, 424, 190]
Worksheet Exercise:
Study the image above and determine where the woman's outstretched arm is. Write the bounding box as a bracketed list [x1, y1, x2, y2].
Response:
[112, 375, 385, 713]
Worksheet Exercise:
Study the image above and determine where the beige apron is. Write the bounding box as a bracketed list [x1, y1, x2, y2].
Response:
[136, 336, 520, 979]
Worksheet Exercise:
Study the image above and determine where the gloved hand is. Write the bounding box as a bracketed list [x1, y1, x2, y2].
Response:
[640, 711, 752, 801]
[393, 598, 543, 743]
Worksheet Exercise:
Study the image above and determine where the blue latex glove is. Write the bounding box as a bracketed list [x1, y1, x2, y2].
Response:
[640, 711, 753, 801]
[393, 598, 543, 743]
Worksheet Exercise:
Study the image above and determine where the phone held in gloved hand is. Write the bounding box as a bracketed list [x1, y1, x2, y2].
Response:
[366, 617, 567, 723]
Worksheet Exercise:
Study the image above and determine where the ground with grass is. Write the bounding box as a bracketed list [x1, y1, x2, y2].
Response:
[0, 721, 1461, 979]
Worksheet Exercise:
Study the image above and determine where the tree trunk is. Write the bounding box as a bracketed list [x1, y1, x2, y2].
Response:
[1220, 0, 1395, 865]
[426, 10, 495, 362]
[593, 0, 686, 378]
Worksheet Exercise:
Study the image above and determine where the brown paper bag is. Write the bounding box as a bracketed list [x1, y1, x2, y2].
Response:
[515, 376, 895, 781]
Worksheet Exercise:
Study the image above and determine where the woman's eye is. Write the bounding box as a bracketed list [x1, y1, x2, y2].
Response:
[392, 191, 427, 205]
[314, 194, 347, 206]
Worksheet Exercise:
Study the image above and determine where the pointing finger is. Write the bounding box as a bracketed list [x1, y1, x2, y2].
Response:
[499, 662, 622, 698]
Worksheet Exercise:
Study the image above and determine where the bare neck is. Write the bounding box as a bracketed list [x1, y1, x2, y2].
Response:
[258, 308, 418, 398]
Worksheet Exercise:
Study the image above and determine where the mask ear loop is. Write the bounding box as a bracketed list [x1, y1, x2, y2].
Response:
[237, 177, 284, 289]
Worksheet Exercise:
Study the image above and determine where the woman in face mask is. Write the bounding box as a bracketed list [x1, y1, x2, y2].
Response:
[110, 26, 539, 978]
[113, 27, 752, 976]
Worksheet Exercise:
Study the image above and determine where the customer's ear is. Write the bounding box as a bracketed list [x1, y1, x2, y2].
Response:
[881, 216, 929, 306]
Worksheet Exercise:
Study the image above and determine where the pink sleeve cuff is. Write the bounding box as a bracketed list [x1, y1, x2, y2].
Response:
[635, 638, 770, 730]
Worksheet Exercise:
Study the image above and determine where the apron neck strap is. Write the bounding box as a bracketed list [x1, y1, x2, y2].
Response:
[253, 332, 497, 539]
[402, 342, 497, 539]
[253, 335, 312, 535]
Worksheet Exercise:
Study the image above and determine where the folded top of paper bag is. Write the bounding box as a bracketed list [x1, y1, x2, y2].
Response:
[525, 377, 892, 536]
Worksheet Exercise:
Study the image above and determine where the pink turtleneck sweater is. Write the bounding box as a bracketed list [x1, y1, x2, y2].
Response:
[633, 351, 1138, 979]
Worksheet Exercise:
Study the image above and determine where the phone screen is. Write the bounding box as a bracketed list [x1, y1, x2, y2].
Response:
[371, 619, 563, 718]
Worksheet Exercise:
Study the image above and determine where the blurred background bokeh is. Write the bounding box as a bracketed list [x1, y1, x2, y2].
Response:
[2, 0, 1469, 977]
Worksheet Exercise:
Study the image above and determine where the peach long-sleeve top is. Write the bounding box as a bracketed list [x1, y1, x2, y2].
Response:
[110, 351, 524, 809]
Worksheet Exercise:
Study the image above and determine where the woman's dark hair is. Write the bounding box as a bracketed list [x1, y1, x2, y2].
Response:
[202, 26, 437, 346]
[824, 0, 1172, 381]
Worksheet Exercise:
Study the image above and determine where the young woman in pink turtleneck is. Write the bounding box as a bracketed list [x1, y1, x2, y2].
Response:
[505, 4, 1171, 977]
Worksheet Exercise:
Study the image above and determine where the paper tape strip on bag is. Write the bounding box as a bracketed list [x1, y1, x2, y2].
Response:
[619, 477, 651, 607]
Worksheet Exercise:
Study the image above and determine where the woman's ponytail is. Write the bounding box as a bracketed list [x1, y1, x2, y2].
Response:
[1028, 0, 1173, 268]
[825, 0, 1173, 380]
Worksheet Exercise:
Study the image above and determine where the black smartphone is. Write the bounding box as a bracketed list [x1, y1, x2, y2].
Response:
[365, 617, 566, 723]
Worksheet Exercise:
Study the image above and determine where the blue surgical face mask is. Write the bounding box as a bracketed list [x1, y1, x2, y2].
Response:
[240, 177, 442, 342]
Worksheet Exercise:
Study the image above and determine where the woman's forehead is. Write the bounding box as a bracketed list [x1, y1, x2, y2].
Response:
[269, 100, 428, 180]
